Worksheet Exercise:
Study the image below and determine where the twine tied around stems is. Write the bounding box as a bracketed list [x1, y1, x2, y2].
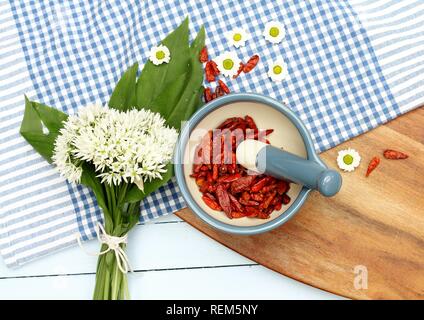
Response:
[76, 224, 132, 274]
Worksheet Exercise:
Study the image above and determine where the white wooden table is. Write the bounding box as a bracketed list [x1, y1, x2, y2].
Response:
[0, 213, 341, 299]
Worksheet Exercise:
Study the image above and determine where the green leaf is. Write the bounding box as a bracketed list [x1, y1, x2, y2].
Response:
[80, 163, 113, 232]
[20, 97, 68, 163]
[32, 101, 68, 133]
[190, 25, 205, 57]
[149, 72, 188, 119]
[149, 26, 205, 130]
[20, 96, 43, 133]
[189, 26, 206, 114]
[136, 18, 190, 108]
[165, 26, 205, 129]
[80, 165, 108, 214]
[124, 163, 174, 203]
[166, 57, 204, 130]
[108, 62, 139, 111]
[120, 201, 141, 235]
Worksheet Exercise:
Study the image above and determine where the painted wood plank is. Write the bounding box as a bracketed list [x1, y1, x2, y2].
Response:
[0, 265, 342, 299]
[0, 220, 253, 278]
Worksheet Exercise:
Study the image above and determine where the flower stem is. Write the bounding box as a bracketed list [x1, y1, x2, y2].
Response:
[92, 181, 138, 300]
[110, 256, 121, 300]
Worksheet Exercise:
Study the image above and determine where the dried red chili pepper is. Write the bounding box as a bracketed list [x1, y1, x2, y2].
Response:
[218, 80, 230, 94]
[244, 115, 258, 130]
[274, 202, 282, 211]
[192, 115, 292, 219]
[199, 46, 208, 63]
[276, 181, 289, 194]
[228, 193, 244, 212]
[383, 149, 408, 160]
[212, 164, 219, 181]
[250, 193, 264, 202]
[245, 206, 261, 217]
[207, 184, 217, 193]
[205, 61, 216, 82]
[366, 156, 380, 177]
[202, 196, 221, 211]
[243, 55, 260, 73]
[233, 62, 244, 79]
[231, 175, 256, 193]
[215, 86, 224, 97]
[200, 131, 212, 165]
[203, 87, 212, 102]
[209, 60, 220, 75]
[262, 191, 277, 209]
[257, 212, 271, 219]
[241, 191, 250, 201]
[239, 199, 260, 206]
[262, 184, 277, 193]
[195, 177, 206, 187]
[251, 177, 272, 193]
[216, 184, 232, 217]
[231, 212, 246, 218]
[282, 194, 291, 205]
[217, 117, 237, 130]
[218, 173, 242, 183]
[203, 192, 216, 201]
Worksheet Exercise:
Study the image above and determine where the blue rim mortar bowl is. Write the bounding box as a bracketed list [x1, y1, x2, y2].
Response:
[174, 93, 331, 235]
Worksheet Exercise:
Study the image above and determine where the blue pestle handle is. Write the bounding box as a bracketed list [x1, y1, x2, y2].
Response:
[255, 145, 342, 197]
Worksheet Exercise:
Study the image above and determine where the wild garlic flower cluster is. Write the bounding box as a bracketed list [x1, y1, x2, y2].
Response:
[52, 104, 178, 188]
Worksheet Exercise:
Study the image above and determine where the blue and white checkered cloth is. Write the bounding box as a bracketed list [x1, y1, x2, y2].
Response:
[1, 0, 423, 267]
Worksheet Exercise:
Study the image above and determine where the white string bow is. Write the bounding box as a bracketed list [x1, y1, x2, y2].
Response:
[76, 223, 132, 274]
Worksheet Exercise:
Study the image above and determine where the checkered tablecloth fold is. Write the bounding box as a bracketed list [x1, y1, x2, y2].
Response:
[1, 0, 423, 267]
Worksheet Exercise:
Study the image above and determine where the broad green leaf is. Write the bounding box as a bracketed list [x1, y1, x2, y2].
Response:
[182, 85, 204, 119]
[124, 163, 174, 203]
[20, 97, 67, 163]
[189, 26, 206, 114]
[136, 18, 190, 108]
[20, 132, 57, 162]
[148, 26, 205, 127]
[165, 26, 205, 129]
[32, 101, 68, 133]
[189, 25, 205, 57]
[119, 201, 141, 236]
[108, 62, 139, 111]
[127, 201, 141, 230]
[166, 57, 204, 130]
[80, 163, 113, 232]
[149, 72, 188, 119]
[21, 96, 43, 133]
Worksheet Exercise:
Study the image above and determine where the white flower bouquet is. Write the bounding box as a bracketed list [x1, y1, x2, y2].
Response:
[19, 18, 205, 300]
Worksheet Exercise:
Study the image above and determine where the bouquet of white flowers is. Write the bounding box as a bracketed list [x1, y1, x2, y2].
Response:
[19, 18, 205, 300]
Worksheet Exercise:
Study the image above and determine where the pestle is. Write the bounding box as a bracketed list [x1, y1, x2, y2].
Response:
[236, 140, 342, 197]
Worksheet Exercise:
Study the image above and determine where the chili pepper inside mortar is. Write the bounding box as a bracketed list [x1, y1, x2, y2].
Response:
[190, 115, 291, 219]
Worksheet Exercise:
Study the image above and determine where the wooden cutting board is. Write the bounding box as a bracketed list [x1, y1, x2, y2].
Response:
[176, 107, 424, 300]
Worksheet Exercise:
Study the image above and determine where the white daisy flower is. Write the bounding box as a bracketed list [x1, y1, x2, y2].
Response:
[263, 21, 286, 44]
[226, 28, 249, 48]
[214, 52, 242, 78]
[337, 148, 361, 172]
[268, 59, 288, 82]
[149, 44, 171, 65]
[52, 104, 178, 188]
